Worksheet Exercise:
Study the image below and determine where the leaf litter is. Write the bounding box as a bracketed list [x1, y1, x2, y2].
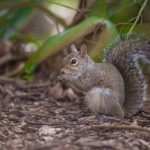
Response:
[0, 77, 149, 150]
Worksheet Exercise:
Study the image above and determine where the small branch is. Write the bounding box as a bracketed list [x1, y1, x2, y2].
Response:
[0, 54, 14, 66]
[22, 83, 51, 89]
[3, 63, 24, 77]
[92, 124, 150, 133]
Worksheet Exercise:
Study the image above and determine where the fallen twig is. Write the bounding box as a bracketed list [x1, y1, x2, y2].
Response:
[91, 124, 150, 133]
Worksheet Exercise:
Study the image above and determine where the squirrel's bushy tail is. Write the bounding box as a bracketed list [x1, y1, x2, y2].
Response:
[105, 38, 150, 117]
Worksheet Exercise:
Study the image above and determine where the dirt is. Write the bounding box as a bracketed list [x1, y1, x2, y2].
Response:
[0, 77, 149, 150]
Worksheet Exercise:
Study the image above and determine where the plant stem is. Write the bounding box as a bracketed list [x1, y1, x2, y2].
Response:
[127, 0, 148, 37]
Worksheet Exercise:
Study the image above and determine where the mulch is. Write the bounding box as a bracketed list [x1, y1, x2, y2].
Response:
[0, 77, 149, 150]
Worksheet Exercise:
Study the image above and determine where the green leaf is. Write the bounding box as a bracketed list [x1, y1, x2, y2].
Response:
[23, 75, 35, 81]
[24, 63, 36, 74]
[24, 16, 106, 71]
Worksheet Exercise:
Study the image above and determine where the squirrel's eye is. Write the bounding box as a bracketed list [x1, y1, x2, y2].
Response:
[70, 58, 78, 65]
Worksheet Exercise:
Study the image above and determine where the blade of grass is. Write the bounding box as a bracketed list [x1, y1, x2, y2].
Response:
[127, 0, 148, 37]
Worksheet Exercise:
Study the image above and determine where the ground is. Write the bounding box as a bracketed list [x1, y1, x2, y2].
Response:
[0, 77, 150, 150]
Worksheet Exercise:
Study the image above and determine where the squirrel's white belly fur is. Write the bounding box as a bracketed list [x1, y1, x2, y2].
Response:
[85, 87, 111, 114]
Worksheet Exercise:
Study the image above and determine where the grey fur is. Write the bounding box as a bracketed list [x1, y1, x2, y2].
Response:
[58, 39, 150, 118]
[105, 38, 149, 116]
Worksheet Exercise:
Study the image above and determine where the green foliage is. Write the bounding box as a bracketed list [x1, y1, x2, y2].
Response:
[23, 63, 36, 81]
[24, 63, 36, 74]
[0, 0, 149, 41]
[0, 0, 76, 40]
[0, 0, 149, 76]
[0, 7, 33, 39]
[23, 74, 35, 81]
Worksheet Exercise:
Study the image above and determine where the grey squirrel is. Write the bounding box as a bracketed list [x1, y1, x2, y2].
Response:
[57, 38, 150, 119]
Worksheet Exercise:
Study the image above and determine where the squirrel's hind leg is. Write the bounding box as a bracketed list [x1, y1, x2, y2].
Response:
[107, 100, 125, 119]
[85, 87, 125, 119]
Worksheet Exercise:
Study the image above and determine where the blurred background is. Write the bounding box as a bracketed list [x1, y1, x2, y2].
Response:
[0, 0, 149, 80]
[0, 1, 150, 149]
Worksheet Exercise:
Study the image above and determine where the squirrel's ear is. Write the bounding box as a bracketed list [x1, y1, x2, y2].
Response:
[70, 44, 78, 52]
[79, 44, 87, 57]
